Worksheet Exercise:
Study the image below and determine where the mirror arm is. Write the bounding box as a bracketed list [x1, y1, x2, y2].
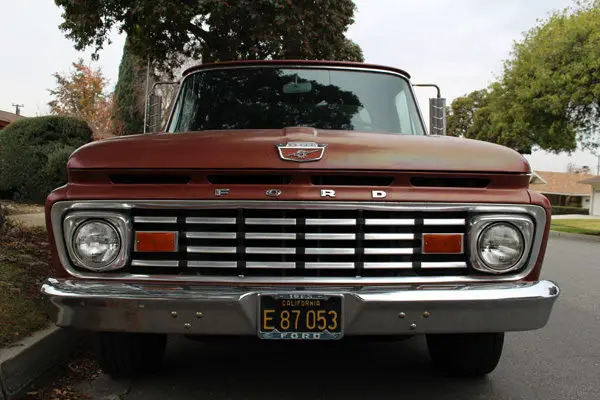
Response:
[413, 83, 441, 98]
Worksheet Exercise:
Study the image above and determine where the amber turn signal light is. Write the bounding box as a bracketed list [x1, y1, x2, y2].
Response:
[135, 232, 178, 252]
[422, 233, 463, 254]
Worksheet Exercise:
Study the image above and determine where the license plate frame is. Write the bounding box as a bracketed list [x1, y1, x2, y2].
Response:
[258, 293, 344, 340]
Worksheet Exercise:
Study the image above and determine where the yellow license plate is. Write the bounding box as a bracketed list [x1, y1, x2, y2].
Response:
[258, 294, 343, 340]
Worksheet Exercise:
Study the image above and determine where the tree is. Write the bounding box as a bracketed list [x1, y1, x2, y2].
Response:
[112, 39, 147, 135]
[446, 89, 488, 138]
[48, 60, 113, 139]
[54, 0, 364, 71]
[447, 1, 600, 154]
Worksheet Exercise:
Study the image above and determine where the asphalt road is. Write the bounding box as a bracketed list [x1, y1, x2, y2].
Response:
[81, 236, 600, 400]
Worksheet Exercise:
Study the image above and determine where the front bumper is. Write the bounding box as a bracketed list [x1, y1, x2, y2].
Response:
[41, 279, 559, 335]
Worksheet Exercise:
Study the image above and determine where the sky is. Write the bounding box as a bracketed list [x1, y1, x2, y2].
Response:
[1, 0, 598, 173]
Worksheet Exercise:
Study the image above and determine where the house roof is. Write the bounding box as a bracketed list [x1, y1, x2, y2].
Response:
[580, 176, 600, 185]
[0, 110, 25, 124]
[529, 170, 596, 196]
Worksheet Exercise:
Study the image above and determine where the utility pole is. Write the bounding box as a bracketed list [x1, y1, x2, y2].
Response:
[143, 57, 150, 134]
[12, 104, 24, 115]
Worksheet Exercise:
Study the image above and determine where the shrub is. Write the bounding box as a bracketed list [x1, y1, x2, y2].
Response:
[551, 205, 589, 215]
[0, 116, 92, 203]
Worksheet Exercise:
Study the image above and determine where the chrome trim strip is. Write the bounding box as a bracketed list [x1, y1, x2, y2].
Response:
[186, 232, 237, 239]
[245, 232, 297, 240]
[245, 218, 296, 225]
[188, 261, 237, 268]
[134, 216, 178, 224]
[365, 219, 415, 226]
[186, 217, 236, 224]
[306, 219, 356, 226]
[306, 248, 355, 255]
[187, 246, 237, 254]
[364, 233, 415, 240]
[131, 260, 179, 268]
[246, 262, 295, 269]
[423, 218, 466, 226]
[421, 262, 468, 269]
[50, 201, 547, 285]
[364, 248, 413, 255]
[305, 233, 356, 240]
[246, 247, 295, 254]
[363, 262, 413, 269]
[305, 262, 355, 270]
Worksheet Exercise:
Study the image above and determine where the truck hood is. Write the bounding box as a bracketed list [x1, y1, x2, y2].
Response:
[68, 129, 530, 173]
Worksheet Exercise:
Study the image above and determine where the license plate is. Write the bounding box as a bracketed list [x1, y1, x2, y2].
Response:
[258, 294, 343, 340]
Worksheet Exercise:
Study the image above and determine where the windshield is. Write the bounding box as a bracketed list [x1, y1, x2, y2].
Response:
[167, 67, 425, 135]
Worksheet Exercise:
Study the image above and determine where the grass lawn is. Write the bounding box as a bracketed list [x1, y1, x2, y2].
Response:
[551, 219, 600, 236]
[0, 223, 54, 347]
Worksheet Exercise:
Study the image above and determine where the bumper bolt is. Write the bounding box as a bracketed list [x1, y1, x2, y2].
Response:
[398, 312, 406, 319]
[423, 311, 430, 318]
[410, 323, 417, 330]
[171, 311, 178, 318]
[196, 312, 204, 319]
[184, 323, 191, 329]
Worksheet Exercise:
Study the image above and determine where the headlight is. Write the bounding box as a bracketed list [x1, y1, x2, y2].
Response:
[477, 223, 524, 271]
[469, 215, 534, 275]
[63, 212, 131, 272]
[72, 220, 121, 270]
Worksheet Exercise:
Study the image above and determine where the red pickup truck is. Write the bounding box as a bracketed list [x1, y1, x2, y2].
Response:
[42, 60, 559, 378]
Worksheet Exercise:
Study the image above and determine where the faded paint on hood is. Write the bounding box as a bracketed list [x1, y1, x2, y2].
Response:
[68, 129, 530, 173]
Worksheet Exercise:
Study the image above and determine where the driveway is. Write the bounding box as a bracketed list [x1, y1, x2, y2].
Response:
[79, 236, 600, 400]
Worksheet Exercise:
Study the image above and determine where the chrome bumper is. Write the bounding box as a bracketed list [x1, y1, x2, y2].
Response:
[41, 279, 559, 335]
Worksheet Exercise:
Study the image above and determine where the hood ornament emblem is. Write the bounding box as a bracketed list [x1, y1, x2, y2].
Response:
[276, 142, 327, 162]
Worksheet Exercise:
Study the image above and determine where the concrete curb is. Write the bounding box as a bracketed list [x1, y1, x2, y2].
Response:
[549, 230, 600, 243]
[0, 326, 83, 399]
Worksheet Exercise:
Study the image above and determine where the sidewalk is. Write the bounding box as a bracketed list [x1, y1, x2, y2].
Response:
[551, 214, 600, 220]
[7, 213, 45, 228]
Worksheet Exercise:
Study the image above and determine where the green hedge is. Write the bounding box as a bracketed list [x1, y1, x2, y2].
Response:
[551, 205, 589, 215]
[0, 116, 92, 203]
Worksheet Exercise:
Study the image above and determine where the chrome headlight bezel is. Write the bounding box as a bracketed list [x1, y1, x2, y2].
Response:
[469, 215, 534, 275]
[63, 212, 131, 272]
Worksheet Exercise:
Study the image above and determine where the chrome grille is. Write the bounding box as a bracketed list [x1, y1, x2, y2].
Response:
[130, 208, 469, 277]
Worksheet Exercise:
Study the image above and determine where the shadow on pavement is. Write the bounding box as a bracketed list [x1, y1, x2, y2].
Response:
[118, 335, 494, 400]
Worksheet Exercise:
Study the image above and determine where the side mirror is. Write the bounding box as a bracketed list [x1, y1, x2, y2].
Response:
[429, 97, 446, 136]
[413, 84, 446, 135]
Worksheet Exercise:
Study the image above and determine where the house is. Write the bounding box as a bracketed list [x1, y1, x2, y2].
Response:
[529, 170, 595, 210]
[0, 110, 24, 130]
[579, 176, 600, 216]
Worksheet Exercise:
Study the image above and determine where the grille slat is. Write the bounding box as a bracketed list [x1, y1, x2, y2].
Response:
[131, 207, 470, 278]
[246, 232, 297, 240]
[188, 246, 237, 254]
[305, 262, 355, 270]
[305, 233, 356, 240]
[246, 218, 296, 225]
[187, 217, 236, 224]
[365, 219, 415, 226]
[306, 219, 356, 226]
[247, 262, 296, 269]
[188, 261, 237, 268]
[187, 232, 237, 239]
